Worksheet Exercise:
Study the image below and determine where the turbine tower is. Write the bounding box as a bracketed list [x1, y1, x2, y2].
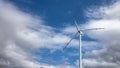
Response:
[63, 19, 104, 68]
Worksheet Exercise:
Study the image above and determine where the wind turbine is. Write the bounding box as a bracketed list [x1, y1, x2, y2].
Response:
[63, 19, 104, 68]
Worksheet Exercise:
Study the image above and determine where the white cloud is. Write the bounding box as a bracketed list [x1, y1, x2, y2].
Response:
[82, 0, 120, 68]
[102, 1, 120, 19]
[83, 59, 119, 68]
[84, 19, 120, 41]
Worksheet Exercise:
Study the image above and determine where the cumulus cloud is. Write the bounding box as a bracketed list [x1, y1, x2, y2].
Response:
[83, 0, 120, 68]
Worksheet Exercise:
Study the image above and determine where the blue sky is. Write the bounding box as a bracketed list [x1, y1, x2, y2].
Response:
[1, 0, 120, 68]
[8, 0, 113, 27]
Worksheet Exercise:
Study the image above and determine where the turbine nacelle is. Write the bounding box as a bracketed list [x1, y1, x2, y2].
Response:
[78, 30, 83, 35]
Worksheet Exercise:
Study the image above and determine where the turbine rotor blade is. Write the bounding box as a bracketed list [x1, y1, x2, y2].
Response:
[63, 32, 78, 50]
[81, 28, 104, 31]
[73, 19, 79, 31]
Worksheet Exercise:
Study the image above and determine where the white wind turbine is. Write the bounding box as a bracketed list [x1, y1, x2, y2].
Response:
[63, 19, 104, 68]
